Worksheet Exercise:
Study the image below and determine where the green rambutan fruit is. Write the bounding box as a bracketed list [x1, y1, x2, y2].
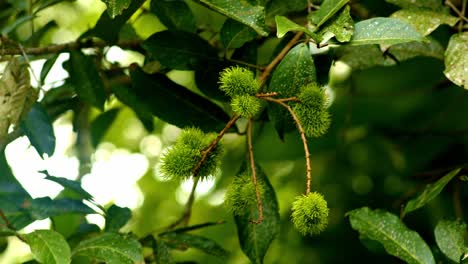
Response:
[218, 66, 260, 97]
[294, 103, 331, 138]
[291, 192, 329, 236]
[298, 82, 328, 109]
[231, 95, 263, 118]
[224, 174, 264, 216]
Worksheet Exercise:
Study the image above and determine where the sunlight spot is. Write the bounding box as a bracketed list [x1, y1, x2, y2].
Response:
[21, 219, 51, 234]
[161, 124, 181, 144]
[208, 189, 226, 206]
[140, 135, 162, 158]
[175, 177, 216, 205]
[86, 214, 105, 230]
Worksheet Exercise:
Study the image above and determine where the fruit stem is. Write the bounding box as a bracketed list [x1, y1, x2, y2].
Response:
[247, 118, 264, 224]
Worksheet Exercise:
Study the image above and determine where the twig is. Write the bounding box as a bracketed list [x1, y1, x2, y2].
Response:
[460, 0, 468, 32]
[0, 210, 14, 230]
[247, 118, 263, 224]
[445, 0, 468, 23]
[260, 97, 312, 194]
[256, 92, 278, 97]
[227, 58, 265, 70]
[192, 115, 239, 177]
[259, 32, 304, 85]
[166, 177, 201, 229]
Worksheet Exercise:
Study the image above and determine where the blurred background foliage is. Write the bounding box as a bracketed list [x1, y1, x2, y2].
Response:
[0, 0, 467, 263]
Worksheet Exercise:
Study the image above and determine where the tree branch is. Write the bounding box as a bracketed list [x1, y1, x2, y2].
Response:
[247, 118, 263, 224]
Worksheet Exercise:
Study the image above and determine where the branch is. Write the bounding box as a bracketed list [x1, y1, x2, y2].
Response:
[166, 177, 200, 229]
[445, 0, 468, 23]
[261, 97, 312, 194]
[247, 118, 263, 224]
[259, 32, 304, 85]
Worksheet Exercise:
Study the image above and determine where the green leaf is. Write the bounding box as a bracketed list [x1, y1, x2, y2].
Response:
[275, 15, 313, 38]
[350, 17, 425, 46]
[40, 54, 59, 84]
[21, 103, 56, 157]
[142, 30, 218, 70]
[267, 43, 316, 138]
[30, 197, 96, 219]
[194, 62, 231, 101]
[403, 168, 460, 216]
[101, 0, 131, 19]
[196, 0, 268, 36]
[161, 233, 228, 258]
[311, 0, 349, 28]
[72, 233, 143, 263]
[150, 0, 196, 33]
[105, 205, 131, 232]
[316, 5, 353, 42]
[160, 222, 225, 235]
[154, 238, 174, 264]
[391, 9, 458, 36]
[385, 0, 443, 10]
[265, 0, 307, 21]
[90, 108, 120, 147]
[434, 220, 467, 263]
[234, 163, 280, 264]
[84, 0, 145, 43]
[66, 51, 106, 109]
[348, 207, 435, 264]
[129, 66, 232, 133]
[388, 37, 445, 61]
[40, 171, 93, 201]
[24, 230, 71, 264]
[444, 32, 468, 89]
[220, 19, 257, 48]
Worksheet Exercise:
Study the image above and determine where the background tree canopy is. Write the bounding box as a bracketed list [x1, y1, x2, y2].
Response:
[0, 0, 467, 263]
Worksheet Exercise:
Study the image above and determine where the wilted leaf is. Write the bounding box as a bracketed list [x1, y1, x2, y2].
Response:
[72, 233, 143, 263]
[150, 0, 196, 32]
[444, 32, 468, 89]
[391, 9, 458, 36]
[350, 17, 425, 46]
[101, 0, 131, 19]
[348, 207, 435, 264]
[21, 103, 56, 157]
[142, 30, 218, 70]
[161, 232, 228, 258]
[311, 0, 349, 28]
[197, 0, 268, 36]
[105, 205, 131, 232]
[24, 229, 71, 264]
[234, 164, 280, 264]
[220, 19, 257, 48]
[403, 168, 460, 216]
[316, 5, 353, 42]
[434, 220, 467, 263]
[275, 15, 313, 38]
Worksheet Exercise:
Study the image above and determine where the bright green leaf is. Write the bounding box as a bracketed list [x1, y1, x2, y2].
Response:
[267, 43, 316, 138]
[142, 30, 218, 70]
[105, 205, 131, 232]
[444, 32, 468, 89]
[435, 220, 467, 263]
[234, 163, 280, 264]
[21, 103, 56, 157]
[311, 0, 349, 28]
[66, 51, 106, 110]
[391, 9, 458, 36]
[220, 19, 257, 48]
[350, 17, 425, 46]
[403, 168, 460, 216]
[24, 229, 71, 264]
[161, 233, 228, 258]
[275, 15, 313, 38]
[150, 0, 196, 33]
[72, 232, 143, 264]
[101, 0, 130, 19]
[348, 207, 435, 264]
[386, 0, 443, 10]
[316, 5, 353, 42]
[196, 0, 268, 36]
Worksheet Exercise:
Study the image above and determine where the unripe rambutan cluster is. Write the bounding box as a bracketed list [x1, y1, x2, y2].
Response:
[160, 128, 223, 181]
[291, 192, 329, 236]
[224, 173, 264, 215]
[219, 66, 263, 118]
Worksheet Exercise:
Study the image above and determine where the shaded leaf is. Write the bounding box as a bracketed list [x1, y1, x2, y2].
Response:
[30, 197, 95, 219]
[25, 20, 58, 46]
[160, 222, 225, 235]
[265, 0, 307, 21]
[40, 171, 93, 200]
[40, 54, 60, 84]
[403, 168, 460, 216]
[196, 0, 268, 36]
[129, 67, 232, 132]
[311, 0, 349, 28]
[90, 108, 120, 147]
[275, 15, 313, 38]
[72, 232, 143, 263]
[24, 230, 71, 264]
[267, 43, 316, 138]
[102, 0, 131, 19]
[150, 0, 196, 32]
[388, 37, 445, 61]
[350, 17, 425, 46]
[220, 19, 257, 48]
[386, 0, 443, 10]
[434, 220, 467, 263]
[21, 103, 56, 157]
[234, 163, 280, 264]
[142, 30, 218, 70]
[444, 32, 468, 89]
[105, 205, 131, 232]
[154, 238, 174, 264]
[316, 5, 353, 42]
[391, 9, 458, 36]
[66, 51, 106, 109]
[348, 207, 435, 264]
[194, 62, 231, 101]
[161, 233, 228, 258]
[1, 14, 35, 35]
